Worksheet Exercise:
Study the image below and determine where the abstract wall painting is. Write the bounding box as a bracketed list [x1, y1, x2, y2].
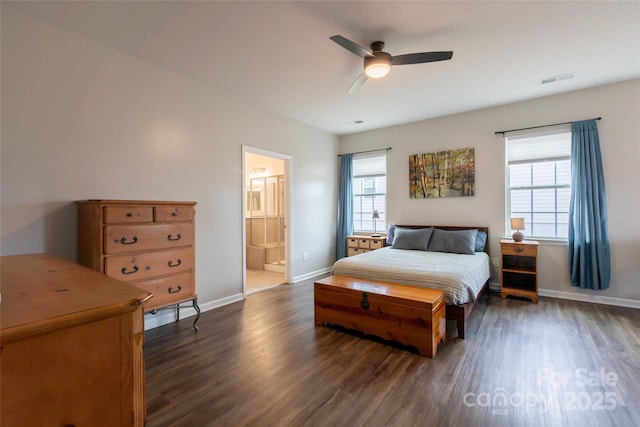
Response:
[409, 147, 475, 198]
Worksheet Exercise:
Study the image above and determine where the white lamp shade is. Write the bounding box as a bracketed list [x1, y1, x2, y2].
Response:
[511, 217, 525, 230]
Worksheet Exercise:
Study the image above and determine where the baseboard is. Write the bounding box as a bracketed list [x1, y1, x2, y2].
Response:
[489, 282, 639, 309]
[538, 289, 640, 309]
[144, 293, 245, 330]
[292, 266, 332, 283]
[144, 265, 332, 330]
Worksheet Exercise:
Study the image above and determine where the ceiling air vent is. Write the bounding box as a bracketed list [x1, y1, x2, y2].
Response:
[540, 72, 575, 85]
[557, 73, 575, 81]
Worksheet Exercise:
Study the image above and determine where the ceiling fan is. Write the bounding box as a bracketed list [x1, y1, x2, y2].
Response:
[330, 35, 453, 94]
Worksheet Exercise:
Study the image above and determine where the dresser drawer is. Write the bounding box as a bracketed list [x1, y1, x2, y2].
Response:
[104, 223, 193, 254]
[154, 206, 194, 222]
[501, 244, 537, 257]
[133, 272, 195, 311]
[103, 206, 153, 224]
[105, 247, 194, 282]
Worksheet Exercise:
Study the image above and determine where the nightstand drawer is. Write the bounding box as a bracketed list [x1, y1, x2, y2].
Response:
[347, 237, 359, 248]
[358, 239, 371, 249]
[501, 244, 537, 257]
[347, 247, 366, 256]
[369, 240, 384, 249]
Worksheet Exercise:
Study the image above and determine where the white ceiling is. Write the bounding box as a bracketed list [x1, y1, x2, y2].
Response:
[5, 1, 640, 135]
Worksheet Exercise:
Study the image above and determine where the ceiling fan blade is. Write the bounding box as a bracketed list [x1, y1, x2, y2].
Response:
[391, 51, 453, 66]
[348, 72, 368, 94]
[330, 35, 374, 58]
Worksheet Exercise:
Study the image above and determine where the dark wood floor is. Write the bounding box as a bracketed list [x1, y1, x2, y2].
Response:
[144, 277, 640, 427]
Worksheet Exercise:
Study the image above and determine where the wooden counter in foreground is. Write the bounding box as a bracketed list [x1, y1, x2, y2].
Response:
[1, 253, 151, 426]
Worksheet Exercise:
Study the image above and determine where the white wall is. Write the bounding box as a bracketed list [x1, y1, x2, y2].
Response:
[1, 8, 338, 316]
[339, 79, 640, 303]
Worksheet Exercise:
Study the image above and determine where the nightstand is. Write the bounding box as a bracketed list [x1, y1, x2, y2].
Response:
[346, 235, 386, 257]
[500, 239, 539, 303]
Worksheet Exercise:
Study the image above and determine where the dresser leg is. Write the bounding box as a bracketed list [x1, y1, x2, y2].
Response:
[192, 298, 201, 332]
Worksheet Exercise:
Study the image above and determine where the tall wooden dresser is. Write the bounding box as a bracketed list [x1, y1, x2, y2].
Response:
[76, 199, 200, 329]
[1, 253, 151, 426]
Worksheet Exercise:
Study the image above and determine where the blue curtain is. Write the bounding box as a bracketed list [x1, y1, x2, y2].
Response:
[336, 154, 353, 260]
[568, 119, 611, 290]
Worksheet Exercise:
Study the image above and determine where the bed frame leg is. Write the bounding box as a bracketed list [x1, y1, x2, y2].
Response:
[457, 318, 466, 339]
[447, 301, 473, 339]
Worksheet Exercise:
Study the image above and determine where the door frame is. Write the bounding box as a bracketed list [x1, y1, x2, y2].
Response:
[241, 145, 293, 297]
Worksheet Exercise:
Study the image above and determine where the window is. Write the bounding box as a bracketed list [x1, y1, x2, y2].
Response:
[506, 130, 571, 239]
[352, 154, 387, 233]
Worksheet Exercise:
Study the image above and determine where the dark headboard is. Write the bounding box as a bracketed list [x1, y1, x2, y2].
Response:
[395, 225, 490, 255]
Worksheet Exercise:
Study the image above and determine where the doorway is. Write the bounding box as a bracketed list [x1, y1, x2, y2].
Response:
[243, 147, 292, 295]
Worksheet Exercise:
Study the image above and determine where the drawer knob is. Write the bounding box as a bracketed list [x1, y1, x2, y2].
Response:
[167, 233, 182, 241]
[126, 212, 133, 217]
[121, 265, 139, 275]
[360, 292, 370, 310]
[515, 246, 524, 253]
[120, 236, 138, 245]
[168, 285, 183, 294]
[172, 209, 179, 217]
[168, 258, 182, 268]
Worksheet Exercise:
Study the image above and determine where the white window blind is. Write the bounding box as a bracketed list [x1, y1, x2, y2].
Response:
[507, 132, 571, 162]
[352, 154, 387, 233]
[506, 130, 572, 239]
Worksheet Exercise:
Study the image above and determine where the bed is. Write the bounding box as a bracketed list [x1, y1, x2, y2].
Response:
[331, 225, 491, 338]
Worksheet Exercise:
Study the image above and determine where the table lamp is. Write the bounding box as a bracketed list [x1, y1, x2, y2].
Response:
[371, 210, 381, 237]
[511, 217, 525, 242]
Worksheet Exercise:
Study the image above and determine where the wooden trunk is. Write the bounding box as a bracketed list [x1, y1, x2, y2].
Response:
[314, 275, 446, 358]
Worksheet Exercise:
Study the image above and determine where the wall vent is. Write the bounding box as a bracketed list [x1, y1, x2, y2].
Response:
[540, 72, 575, 85]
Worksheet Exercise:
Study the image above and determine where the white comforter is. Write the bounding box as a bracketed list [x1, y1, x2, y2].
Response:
[331, 247, 491, 305]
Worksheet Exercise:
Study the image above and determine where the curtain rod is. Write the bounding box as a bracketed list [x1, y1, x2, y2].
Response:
[495, 117, 601, 136]
[338, 147, 392, 157]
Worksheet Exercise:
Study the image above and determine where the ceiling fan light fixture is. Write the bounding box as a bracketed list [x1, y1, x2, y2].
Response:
[330, 35, 453, 93]
[364, 52, 391, 79]
[365, 62, 391, 78]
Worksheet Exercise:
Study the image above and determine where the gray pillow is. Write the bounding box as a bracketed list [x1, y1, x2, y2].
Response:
[475, 230, 487, 252]
[428, 228, 478, 255]
[391, 227, 433, 251]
